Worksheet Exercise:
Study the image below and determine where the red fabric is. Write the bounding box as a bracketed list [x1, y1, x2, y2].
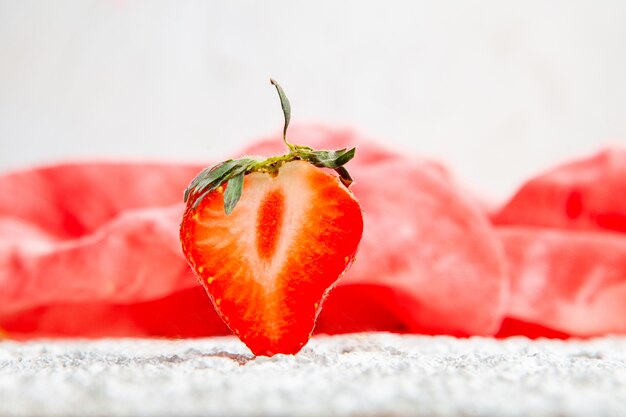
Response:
[493, 149, 626, 233]
[1, 127, 624, 339]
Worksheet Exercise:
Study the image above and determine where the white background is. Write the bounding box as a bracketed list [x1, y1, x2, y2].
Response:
[1, 1, 625, 199]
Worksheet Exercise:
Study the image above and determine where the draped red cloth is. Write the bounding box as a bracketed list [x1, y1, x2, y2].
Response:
[1, 126, 624, 339]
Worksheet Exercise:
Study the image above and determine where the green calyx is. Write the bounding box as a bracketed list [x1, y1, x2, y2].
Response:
[184, 79, 356, 215]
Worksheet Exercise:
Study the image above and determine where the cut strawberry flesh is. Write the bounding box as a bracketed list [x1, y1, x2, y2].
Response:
[180, 161, 363, 356]
[256, 189, 285, 259]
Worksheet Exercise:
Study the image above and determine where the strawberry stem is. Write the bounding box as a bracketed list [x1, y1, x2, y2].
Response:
[184, 80, 357, 214]
[270, 78, 294, 151]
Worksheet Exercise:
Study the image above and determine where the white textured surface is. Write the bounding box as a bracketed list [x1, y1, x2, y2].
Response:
[1, 333, 625, 417]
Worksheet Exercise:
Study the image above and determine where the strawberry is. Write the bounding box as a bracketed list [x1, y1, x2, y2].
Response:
[179, 80, 363, 356]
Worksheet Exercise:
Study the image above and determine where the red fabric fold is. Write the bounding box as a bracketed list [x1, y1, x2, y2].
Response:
[1, 127, 624, 339]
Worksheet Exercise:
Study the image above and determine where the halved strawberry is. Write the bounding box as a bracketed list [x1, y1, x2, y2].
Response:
[179, 80, 363, 356]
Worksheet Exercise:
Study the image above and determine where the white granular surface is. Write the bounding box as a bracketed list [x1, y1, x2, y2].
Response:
[1, 333, 625, 417]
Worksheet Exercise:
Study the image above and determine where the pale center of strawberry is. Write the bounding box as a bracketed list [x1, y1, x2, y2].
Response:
[256, 188, 285, 260]
[230, 163, 314, 290]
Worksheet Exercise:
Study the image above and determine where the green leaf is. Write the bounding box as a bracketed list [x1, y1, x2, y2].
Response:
[303, 149, 342, 164]
[270, 78, 291, 146]
[306, 148, 355, 169]
[331, 147, 356, 167]
[186, 158, 257, 209]
[184, 159, 239, 202]
[223, 173, 244, 215]
[197, 160, 239, 190]
[297, 147, 356, 188]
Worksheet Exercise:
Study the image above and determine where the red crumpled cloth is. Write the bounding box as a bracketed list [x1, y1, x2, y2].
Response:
[1, 126, 624, 339]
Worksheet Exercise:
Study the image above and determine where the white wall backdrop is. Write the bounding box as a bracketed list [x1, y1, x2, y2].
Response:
[1, 1, 625, 199]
